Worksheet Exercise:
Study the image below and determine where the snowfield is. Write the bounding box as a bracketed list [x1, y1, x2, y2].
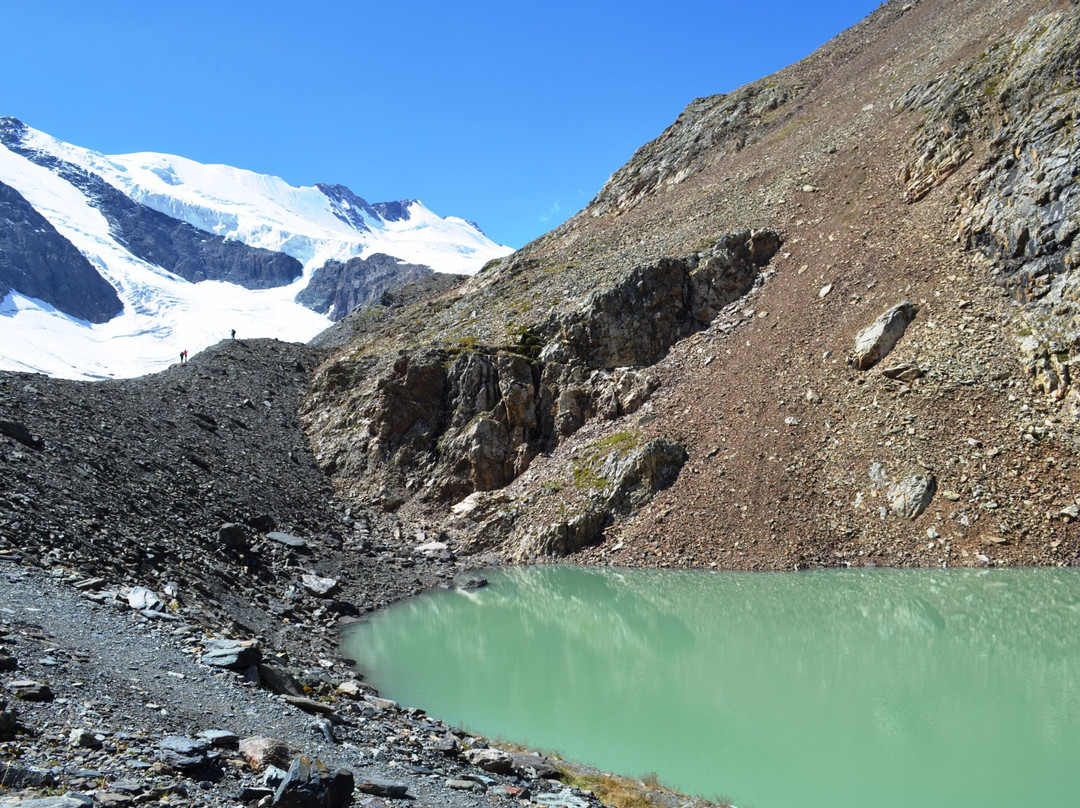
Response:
[0, 122, 513, 380]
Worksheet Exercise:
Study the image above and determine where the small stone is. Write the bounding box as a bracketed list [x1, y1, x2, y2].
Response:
[235, 786, 275, 803]
[492, 785, 532, 799]
[68, 728, 102, 748]
[198, 729, 240, 747]
[882, 363, 924, 383]
[819, 283, 833, 298]
[300, 574, 339, 597]
[266, 532, 308, 549]
[446, 779, 481, 791]
[414, 541, 450, 558]
[282, 695, 338, 718]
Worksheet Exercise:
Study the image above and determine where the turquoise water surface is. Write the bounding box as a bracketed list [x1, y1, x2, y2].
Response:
[342, 566, 1080, 808]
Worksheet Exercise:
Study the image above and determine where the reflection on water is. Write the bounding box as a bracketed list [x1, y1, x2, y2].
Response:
[342, 567, 1080, 808]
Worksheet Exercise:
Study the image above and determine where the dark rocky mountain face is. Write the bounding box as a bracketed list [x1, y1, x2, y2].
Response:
[370, 200, 415, 222]
[296, 252, 446, 321]
[0, 118, 302, 289]
[315, 182, 376, 232]
[0, 179, 122, 323]
[301, 0, 1080, 572]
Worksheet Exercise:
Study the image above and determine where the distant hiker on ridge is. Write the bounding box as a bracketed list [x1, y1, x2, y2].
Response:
[231, 329, 236, 340]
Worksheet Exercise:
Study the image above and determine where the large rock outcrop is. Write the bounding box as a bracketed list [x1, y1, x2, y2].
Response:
[304, 229, 780, 527]
[898, 10, 1080, 400]
[296, 253, 447, 321]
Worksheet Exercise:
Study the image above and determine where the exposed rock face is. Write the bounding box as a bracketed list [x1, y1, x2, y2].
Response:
[467, 435, 690, 560]
[304, 230, 779, 516]
[590, 82, 803, 216]
[0, 118, 302, 290]
[296, 253, 444, 321]
[897, 10, 1080, 400]
[371, 200, 415, 222]
[0, 179, 122, 322]
[315, 182, 376, 232]
[537, 230, 782, 368]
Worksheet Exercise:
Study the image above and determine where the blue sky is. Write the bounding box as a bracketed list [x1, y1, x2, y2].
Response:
[3, 1, 879, 248]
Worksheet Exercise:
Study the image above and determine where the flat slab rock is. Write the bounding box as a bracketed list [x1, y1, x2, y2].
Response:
[266, 531, 308, 549]
[356, 778, 409, 798]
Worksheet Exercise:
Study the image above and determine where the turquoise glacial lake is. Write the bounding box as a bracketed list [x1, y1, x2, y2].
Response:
[341, 566, 1080, 808]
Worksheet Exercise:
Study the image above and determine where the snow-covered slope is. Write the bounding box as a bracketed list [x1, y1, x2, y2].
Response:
[0, 119, 513, 380]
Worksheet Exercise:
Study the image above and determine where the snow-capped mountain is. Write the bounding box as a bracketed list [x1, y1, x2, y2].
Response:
[0, 117, 513, 380]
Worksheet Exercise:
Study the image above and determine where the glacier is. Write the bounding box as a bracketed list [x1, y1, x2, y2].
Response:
[0, 119, 513, 380]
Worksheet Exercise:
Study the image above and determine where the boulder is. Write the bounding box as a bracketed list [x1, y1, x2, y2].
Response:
[853, 301, 918, 370]
[157, 736, 209, 771]
[888, 473, 937, 519]
[462, 747, 514, 773]
[511, 753, 560, 779]
[239, 737, 298, 771]
[201, 643, 262, 669]
[273, 756, 354, 808]
[6, 680, 53, 702]
[217, 522, 251, 549]
[68, 728, 102, 748]
[335, 679, 373, 699]
[0, 698, 17, 740]
[257, 663, 304, 697]
[356, 778, 408, 799]
[300, 574, 338, 597]
[126, 586, 164, 612]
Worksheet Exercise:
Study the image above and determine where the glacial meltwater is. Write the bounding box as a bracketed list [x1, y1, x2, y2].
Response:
[342, 566, 1080, 808]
